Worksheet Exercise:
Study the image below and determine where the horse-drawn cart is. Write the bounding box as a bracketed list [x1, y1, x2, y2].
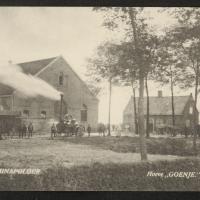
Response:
[53, 115, 84, 138]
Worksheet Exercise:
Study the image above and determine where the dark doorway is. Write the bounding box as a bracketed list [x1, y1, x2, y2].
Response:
[149, 123, 153, 133]
[0, 115, 21, 136]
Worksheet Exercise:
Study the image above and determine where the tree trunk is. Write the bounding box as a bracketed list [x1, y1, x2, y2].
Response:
[107, 78, 112, 136]
[131, 82, 138, 135]
[193, 65, 199, 154]
[128, 7, 148, 161]
[138, 72, 148, 160]
[171, 84, 175, 127]
[145, 75, 150, 138]
[170, 67, 175, 137]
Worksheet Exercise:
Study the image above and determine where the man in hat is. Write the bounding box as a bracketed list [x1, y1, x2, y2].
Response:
[28, 122, 34, 138]
[51, 123, 57, 139]
[22, 122, 27, 138]
[87, 124, 91, 137]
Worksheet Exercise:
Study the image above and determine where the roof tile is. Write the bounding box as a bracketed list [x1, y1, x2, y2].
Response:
[18, 57, 57, 75]
[0, 57, 57, 95]
[124, 96, 191, 115]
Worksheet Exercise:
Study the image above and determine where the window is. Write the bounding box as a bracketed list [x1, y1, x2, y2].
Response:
[163, 118, 167, 124]
[167, 118, 172, 125]
[185, 119, 190, 128]
[41, 111, 46, 118]
[59, 72, 64, 85]
[23, 110, 29, 117]
[156, 118, 163, 126]
[0, 105, 3, 111]
[189, 106, 193, 114]
[81, 104, 87, 122]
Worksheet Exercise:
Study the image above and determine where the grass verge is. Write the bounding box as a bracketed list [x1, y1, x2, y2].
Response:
[62, 136, 197, 156]
[0, 158, 199, 191]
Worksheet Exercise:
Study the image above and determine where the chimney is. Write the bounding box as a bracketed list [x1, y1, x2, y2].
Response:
[158, 90, 162, 97]
[59, 94, 64, 121]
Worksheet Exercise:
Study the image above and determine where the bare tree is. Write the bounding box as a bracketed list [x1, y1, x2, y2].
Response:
[86, 42, 120, 137]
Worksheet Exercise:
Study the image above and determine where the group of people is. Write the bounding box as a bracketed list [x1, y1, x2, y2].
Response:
[18, 122, 34, 138]
[50, 117, 92, 139]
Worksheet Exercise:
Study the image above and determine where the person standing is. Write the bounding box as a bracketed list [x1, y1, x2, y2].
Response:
[10, 127, 15, 139]
[51, 123, 56, 139]
[22, 123, 27, 138]
[87, 124, 91, 137]
[28, 122, 34, 138]
[18, 123, 22, 138]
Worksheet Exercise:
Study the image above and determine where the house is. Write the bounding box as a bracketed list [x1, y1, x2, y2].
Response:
[0, 56, 99, 131]
[123, 90, 199, 133]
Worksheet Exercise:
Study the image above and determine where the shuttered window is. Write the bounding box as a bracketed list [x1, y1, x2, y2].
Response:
[59, 72, 64, 85]
[189, 106, 193, 114]
[81, 104, 87, 122]
[23, 110, 29, 117]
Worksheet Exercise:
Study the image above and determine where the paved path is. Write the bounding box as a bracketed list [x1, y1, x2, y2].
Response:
[0, 136, 185, 171]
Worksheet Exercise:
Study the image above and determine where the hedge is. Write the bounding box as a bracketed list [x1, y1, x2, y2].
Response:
[0, 158, 199, 191]
[64, 136, 197, 156]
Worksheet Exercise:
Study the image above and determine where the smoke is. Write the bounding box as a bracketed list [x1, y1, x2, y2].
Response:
[0, 63, 62, 100]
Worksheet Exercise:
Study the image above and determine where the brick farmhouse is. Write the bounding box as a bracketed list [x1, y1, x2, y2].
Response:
[0, 56, 99, 131]
[123, 91, 199, 133]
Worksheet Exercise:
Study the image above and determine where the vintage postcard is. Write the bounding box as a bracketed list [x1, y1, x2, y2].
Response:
[0, 7, 199, 191]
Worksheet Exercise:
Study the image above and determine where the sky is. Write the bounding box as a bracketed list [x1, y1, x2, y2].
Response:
[0, 7, 196, 124]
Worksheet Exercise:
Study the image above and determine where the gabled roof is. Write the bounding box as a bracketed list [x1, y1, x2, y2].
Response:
[124, 95, 192, 116]
[0, 56, 98, 101]
[0, 57, 57, 95]
[58, 57, 99, 101]
[18, 57, 57, 75]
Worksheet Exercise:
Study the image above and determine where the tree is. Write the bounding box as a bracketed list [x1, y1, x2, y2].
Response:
[126, 8, 159, 140]
[153, 35, 186, 136]
[113, 36, 159, 138]
[86, 42, 120, 137]
[110, 42, 139, 135]
[93, 7, 148, 160]
[142, 35, 159, 138]
[127, 8, 147, 159]
[86, 81, 102, 97]
[167, 8, 200, 152]
[93, 7, 160, 160]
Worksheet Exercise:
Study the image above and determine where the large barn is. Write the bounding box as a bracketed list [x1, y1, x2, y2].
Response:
[123, 91, 199, 133]
[0, 56, 99, 132]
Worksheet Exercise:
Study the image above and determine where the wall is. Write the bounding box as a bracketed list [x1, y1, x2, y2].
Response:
[123, 95, 199, 133]
[152, 115, 184, 130]
[12, 57, 99, 131]
[0, 95, 12, 111]
[37, 57, 99, 130]
[123, 114, 186, 133]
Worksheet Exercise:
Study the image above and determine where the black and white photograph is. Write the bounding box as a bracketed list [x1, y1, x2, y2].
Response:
[0, 6, 199, 191]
